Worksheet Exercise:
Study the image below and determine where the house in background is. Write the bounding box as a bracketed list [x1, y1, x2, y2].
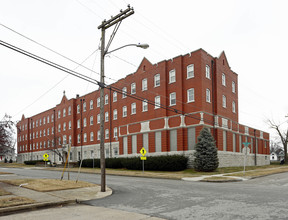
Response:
[270, 149, 284, 162]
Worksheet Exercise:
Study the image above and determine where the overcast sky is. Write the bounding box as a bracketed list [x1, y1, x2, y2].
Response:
[1, 0, 288, 141]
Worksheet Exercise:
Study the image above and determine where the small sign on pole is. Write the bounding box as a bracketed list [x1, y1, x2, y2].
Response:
[140, 147, 147, 173]
[43, 153, 49, 167]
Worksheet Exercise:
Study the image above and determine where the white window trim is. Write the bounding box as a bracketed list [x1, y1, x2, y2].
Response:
[170, 92, 176, 106]
[142, 100, 148, 112]
[131, 103, 136, 115]
[169, 69, 176, 84]
[154, 74, 160, 87]
[187, 64, 194, 79]
[206, 89, 211, 103]
[222, 73, 226, 86]
[142, 78, 148, 91]
[131, 83, 136, 94]
[222, 95, 227, 108]
[187, 88, 195, 103]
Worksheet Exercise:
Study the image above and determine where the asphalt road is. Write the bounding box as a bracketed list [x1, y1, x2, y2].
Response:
[1, 167, 288, 220]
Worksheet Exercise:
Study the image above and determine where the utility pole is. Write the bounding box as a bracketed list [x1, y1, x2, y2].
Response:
[98, 5, 134, 192]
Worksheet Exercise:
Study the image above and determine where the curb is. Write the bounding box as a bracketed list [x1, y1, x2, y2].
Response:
[0, 199, 76, 216]
[200, 178, 243, 183]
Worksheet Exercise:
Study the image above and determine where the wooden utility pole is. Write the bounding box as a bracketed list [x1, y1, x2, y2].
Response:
[98, 5, 134, 192]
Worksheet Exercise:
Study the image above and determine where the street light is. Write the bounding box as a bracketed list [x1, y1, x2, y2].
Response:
[99, 42, 148, 192]
[106, 43, 149, 55]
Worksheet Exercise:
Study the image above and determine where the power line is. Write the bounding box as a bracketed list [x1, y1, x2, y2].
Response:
[0, 39, 214, 124]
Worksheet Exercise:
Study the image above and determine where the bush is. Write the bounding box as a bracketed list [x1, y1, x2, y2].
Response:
[9, 159, 12, 163]
[79, 155, 188, 171]
[194, 127, 219, 172]
[4, 158, 7, 163]
[24, 160, 50, 165]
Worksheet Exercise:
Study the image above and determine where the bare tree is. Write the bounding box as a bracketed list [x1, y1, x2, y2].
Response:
[267, 119, 288, 163]
[44, 137, 65, 163]
[0, 114, 15, 157]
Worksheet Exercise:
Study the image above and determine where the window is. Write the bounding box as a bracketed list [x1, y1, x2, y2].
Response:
[97, 131, 100, 140]
[58, 110, 61, 118]
[90, 132, 94, 141]
[63, 122, 66, 131]
[154, 74, 160, 87]
[97, 114, 100, 124]
[187, 64, 194, 79]
[155, 96, 160, 109]
[122, 87, 127, 98]
[131, 103, 136, 114]
[77, 134, 80, 143]
[63, 135, 67, 144]
[113, 127, 118, 138]
[40, 131, 42, 137]
[169, 69, 176, 83]
[84, 133, 87, 142]
[232, 81, 236, 93]
[113, 109, 117, 120]
[52, 127, 54, 135]
[69, 121, 71, 129]
[206, 89, 211, 102]
[142, 78, 147, 91]
[43, 130, 46, 136]
[105, 129, 109, 139]
[69, 135, 72, 144]
[222, 95, 227, 108]
[58, 124, 61, 132]
[113, 92, 117, 102]
[90, 100, 93, 109]
[142, 100, 148, 112]
[222, 73, 226, 86]
[51, 114, 54, 122]
[90, 116, 94, 125]
[77, 105, 80, 113]
[83, 102, 86, 112]
[63, 108, 66, 117]
[97, 98, 100, 107]
[39, 119, 42, 126]
[47, 116, 50, 123]
[123, 106, 127, 117]
[232, 101, 236, 113]
[105, 94, 108, 105]
[77, 119, 80, 129]
[58, 137, 61, 145]
[83, 118, 87, 127]
[68, 106, 71, 115]
[36, 120, 38, 127]
[206, 65, 210, 79]
[170, 92, 176, 106]
[131, 83, 136, 94]
[105, 112, 109, 122]
[187, 88, 195, 103]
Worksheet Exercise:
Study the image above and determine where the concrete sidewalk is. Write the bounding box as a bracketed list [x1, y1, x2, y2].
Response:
[0, 175, 164, 219]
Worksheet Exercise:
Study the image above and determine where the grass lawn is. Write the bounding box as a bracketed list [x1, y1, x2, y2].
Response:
[0, 197, 35, 208]
[0, 179, 96, 192]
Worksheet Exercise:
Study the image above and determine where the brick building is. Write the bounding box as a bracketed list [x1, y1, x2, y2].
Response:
[16, 49, 270, 167]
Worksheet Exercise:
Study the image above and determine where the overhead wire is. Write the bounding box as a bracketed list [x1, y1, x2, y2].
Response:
[0, 39, 214, 125]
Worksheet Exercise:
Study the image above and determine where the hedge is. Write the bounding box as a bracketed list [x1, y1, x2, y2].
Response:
[24, 160, 51, 165]
[79, 155, 188, 171]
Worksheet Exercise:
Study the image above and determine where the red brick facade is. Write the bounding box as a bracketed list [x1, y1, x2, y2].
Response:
[16, 49, 270, 165]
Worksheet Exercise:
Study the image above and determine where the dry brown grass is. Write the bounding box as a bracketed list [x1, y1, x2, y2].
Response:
[225, 166, 288, 178]
[0, 197, 35, 208]
[0, 172, 13, 175]
[0, 179, 96, 192]
[201, 176, 239, 182]
[0, 188, 12, 196]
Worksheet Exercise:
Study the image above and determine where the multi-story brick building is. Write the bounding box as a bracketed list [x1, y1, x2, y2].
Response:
[16, 49, 270, 167]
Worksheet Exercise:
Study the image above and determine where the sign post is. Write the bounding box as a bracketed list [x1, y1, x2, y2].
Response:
[140, 147, 147, 173]
[242, 142, 250, 176]
[43, 153, 49, 167]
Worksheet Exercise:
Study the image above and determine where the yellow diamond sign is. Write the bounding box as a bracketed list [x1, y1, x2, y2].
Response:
[140, 147, 147, 156]
[43, 153, 49, 161]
